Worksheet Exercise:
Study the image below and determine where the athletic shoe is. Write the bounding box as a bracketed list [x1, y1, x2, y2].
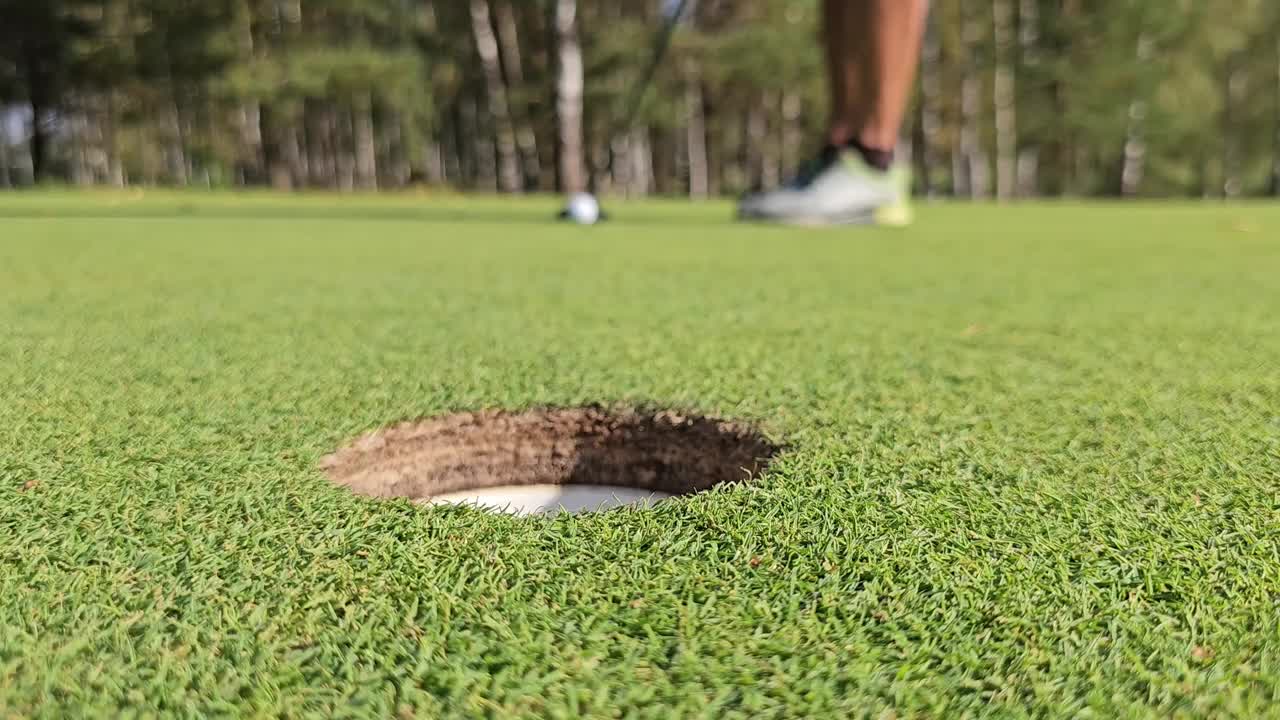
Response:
[738, 145, 912, 227]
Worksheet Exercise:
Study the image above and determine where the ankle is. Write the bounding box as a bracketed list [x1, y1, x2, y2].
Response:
[827, 124, 856, 147]
[847, 139, 894, 172]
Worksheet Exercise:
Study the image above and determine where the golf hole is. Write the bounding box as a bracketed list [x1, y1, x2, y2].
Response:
[322, 407, 779, 516]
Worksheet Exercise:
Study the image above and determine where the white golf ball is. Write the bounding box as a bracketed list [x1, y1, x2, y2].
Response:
[565, 193, 601, 225]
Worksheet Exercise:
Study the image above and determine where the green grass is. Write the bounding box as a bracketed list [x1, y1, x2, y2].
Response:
[2, 191, 1279, 718]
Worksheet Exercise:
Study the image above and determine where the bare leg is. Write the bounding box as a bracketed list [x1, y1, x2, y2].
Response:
[827, 0, 930, 154]
[859, 0, 929, 151]
[824, 0, 860, 146]
[738, 1, 928, 224]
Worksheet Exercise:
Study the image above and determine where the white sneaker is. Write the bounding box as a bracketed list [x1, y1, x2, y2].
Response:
[738, 146, 913, 227]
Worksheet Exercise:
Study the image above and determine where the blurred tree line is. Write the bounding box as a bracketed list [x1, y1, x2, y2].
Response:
[1, 0, 1278, 198]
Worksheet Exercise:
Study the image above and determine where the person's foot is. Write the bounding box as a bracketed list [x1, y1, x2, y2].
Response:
[738, 145, 912, 227]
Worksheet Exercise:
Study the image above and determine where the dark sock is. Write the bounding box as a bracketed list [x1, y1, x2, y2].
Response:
[847, 139, 894, 172]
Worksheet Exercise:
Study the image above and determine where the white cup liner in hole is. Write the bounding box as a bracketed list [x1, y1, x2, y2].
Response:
[429, 484, 673, 516]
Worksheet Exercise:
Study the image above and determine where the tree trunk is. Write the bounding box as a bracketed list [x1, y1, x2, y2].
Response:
[525, 4, 557, 191]
[1044, 0, 1080, 195]
[1016, 0, 1040, 197]
[282, 123, 307, 190]
[442, 115, 461, 186]
[1016, 152, 1040, 198]
[952, 147, 969, 199]
[610, 127, 652, 198]
[471, 0, 522, 193]
[780, 92, 802, 181]
[1272, 32, 1280, 196]
[960, 0, 989, 199]
[1053, 78, 1072, 195]
[495, 0, 541, 187]
[993, 0, 1016, 201]
[1019, 0, 1040, 64]
[386, 113, 411, 188]
[303, 101, 326, 187]
[314, 104, 335, 189]
[1121, 35, 1153, 197]
[234, 0, 264, 184]
[919, 15, 943, 196]
[0, 128, 10, 188]
[630, 127, 653, 197]
[450, 106, 469, 186]
[335, 106, 355, 191]
[746, 97, 767, 190]
[554, 0, 586, 193]
[1222, 55, 1246, 199]
[168, 97, 190, 186]
[590, 136, 612, 195]
[102, 93, 125, 187]
[141, 98, 160, 185]
[25, 58, 52, 183]
[424, 137, 445, 185]
[71, 99, 91, 186]
[1016, 156, 1040, 197]
[353, 92, 378, 190]
[463, 94, 497, 191]
[652, 131, 675, 195]
[710, 142, 725, 197]
[1074, 144, 1091, 197]
[238, 104, 264, 183]
[1198, 145, 1214, 199]
[707, 110, 723, 197]
[685, 61, 709, 199]
[267, 127, 294, 191]
[1120, 100, 1148, 198]
[610, 132, 632, 195]
[760, 92, 780, 190]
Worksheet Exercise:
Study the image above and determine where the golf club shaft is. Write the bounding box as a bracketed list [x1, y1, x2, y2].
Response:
[620, 0, 692, 132]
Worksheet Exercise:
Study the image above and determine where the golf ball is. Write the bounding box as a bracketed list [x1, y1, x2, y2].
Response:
[565, 193, 601, 225]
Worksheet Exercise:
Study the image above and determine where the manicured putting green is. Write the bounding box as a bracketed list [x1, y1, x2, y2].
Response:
[1, 192, 1278, 717]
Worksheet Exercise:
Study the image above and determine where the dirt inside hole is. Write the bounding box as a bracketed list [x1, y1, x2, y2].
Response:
[321, 407, 780, 513]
